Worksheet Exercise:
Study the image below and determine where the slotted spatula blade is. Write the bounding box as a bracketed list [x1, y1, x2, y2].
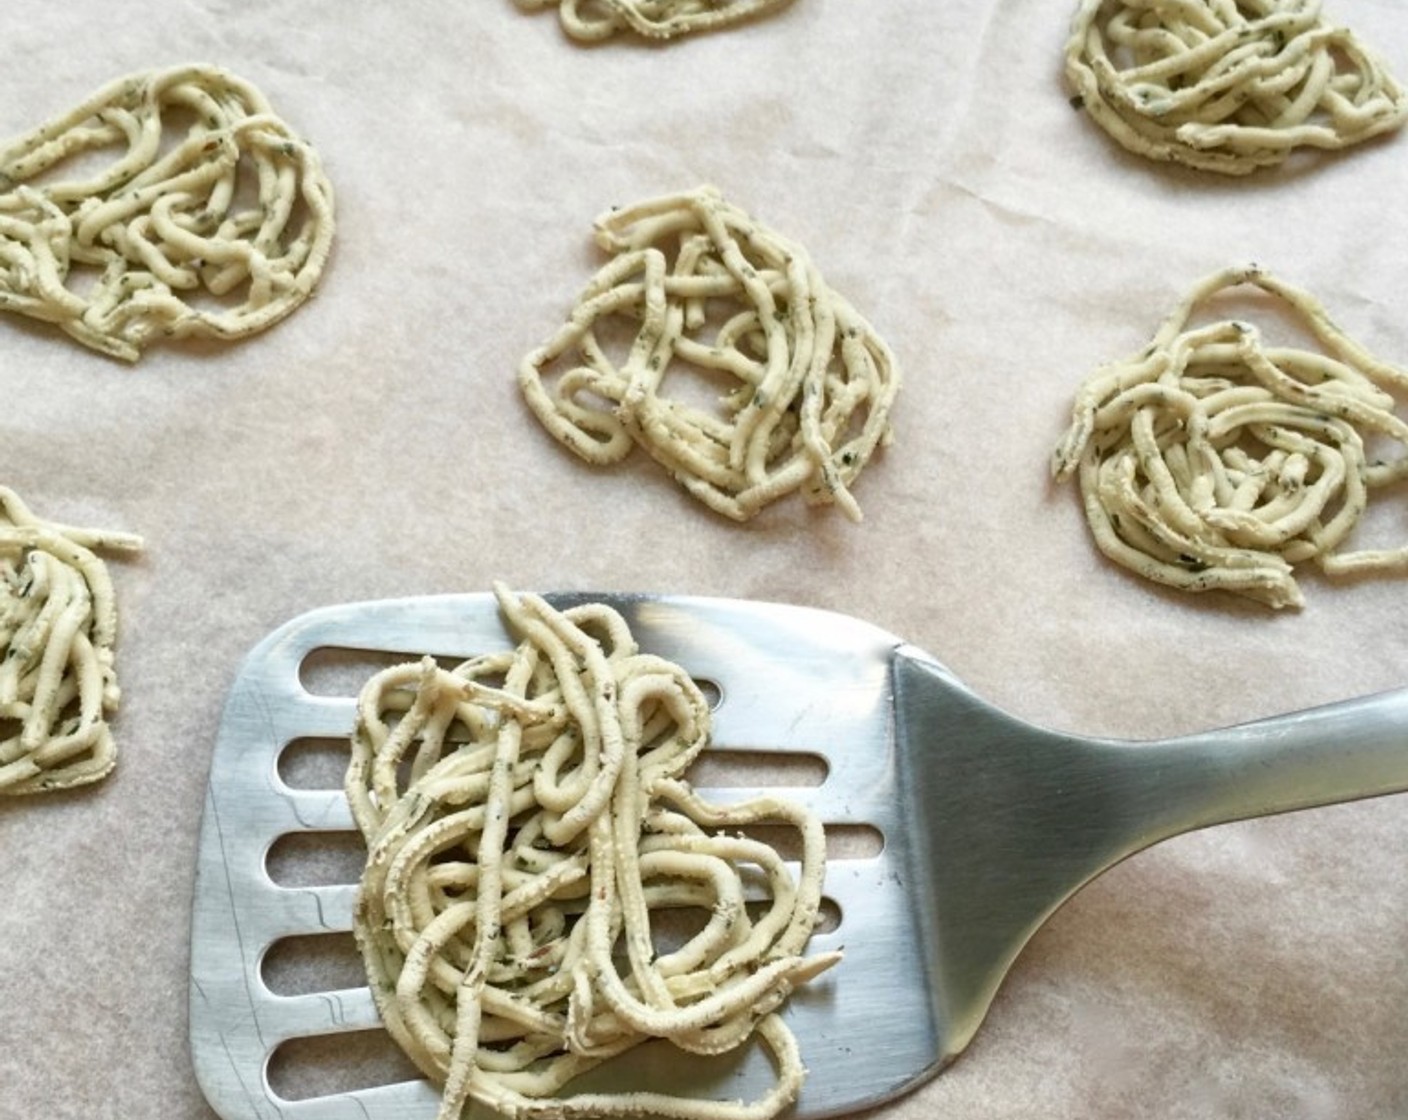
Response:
[189, 593, 1408, 1120]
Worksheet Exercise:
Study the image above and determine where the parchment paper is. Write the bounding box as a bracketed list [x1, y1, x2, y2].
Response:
[1, 2, 1406, 1118]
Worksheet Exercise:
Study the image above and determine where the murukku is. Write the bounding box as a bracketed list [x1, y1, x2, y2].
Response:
[1065, 0, 1408, 174]
[518, 186, 900, 522]
[516, 0, 794, 42]
[347, 584, 838, 1120]
[0, 487, 142, 794]
[1051, 266, 1408, 608]
[0, 64, 335, 360]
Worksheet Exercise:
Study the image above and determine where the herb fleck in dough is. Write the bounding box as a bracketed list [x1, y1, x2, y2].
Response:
[347, 585, 838, 1120]
[1052, 266, 1408, 608]
[0, 64, 336, 360]
[519, 186, 901, 523]
[1065, 0, 1408, 174]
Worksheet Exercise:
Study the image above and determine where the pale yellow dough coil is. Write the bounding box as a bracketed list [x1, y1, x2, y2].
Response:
[347, 585, 838, 1120]
[1052, 266, 1408, 608]
[1065, 0, 1408, 174]
[0, 487, 142, 794]
[519, 186, 900, 523]
[516, 0, 795, 41]
[0, 64, 335, 360]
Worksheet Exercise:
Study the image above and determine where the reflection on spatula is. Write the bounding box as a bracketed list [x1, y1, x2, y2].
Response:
[189, 593, 1408, 1119]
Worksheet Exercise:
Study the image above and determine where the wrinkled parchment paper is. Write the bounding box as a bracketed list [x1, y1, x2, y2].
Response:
[2, 2, 1406, 1118]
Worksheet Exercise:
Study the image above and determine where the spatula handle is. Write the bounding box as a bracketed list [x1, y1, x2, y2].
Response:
[891, 653, 1408, 1064]
[1136, 686, 1408, 839]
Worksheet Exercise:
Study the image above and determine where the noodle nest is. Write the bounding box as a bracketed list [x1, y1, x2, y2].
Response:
[0, 487, 141, 794]
[1051, 266, 1408, 609]
[516, 0, 794, 41]
[1065, 0, 1408, 174]
[518, 186, 900, 523]
[0, 64, 335, 360]
[347, 585, 837, 1120]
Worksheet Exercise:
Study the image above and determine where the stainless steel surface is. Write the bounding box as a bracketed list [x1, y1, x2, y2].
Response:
[189, 593, 1408, 1120]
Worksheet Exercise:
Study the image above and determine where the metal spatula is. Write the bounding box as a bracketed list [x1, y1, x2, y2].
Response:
[189, 592, 1408, 1120]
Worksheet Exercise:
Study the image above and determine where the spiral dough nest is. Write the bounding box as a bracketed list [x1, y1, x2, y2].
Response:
[0, 64, 335, 360]
[347, 585, 838, 1120]
[515, 0, 795, 41]
[518, 186, 900, 522]
[1051, 266, 1408, 609]
[1065, 0, 1408, 174]
[0, 487, 141, 794]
